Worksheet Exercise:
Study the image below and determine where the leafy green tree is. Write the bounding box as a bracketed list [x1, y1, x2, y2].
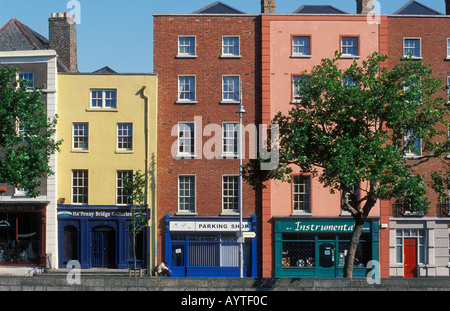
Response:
[123, 170, 148, 271]
[244, 52, 450, 278]
[0, 66, 61, 197]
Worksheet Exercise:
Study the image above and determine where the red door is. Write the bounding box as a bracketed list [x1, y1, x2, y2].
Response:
[404, 238, 417, 278]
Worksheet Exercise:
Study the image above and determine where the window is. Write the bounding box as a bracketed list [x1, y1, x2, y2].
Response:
[292, 75, 309, 103]
[178, 122, 195, 157]
[222, 36, 240, 57]
[447, 76, 450, 104]
[447, 39, 450, 58]
[222, 175, 239, 212]
[178, 36, 196, 57]
[117, 123, 133, 151]
[178, 175, 195, 213]
[222, 123, 238, 157]
[293, 175, 311, 212]
[222, 76, 240, 102]
[72, 170, 88, 205]
[341, 37, 359, 57]
[403, 38, 421, 58]
[18, 72, 34, 90]
[292, 36, 311, 56]
[117, 170, 133, 205]
[178, 76, 196, 102]
[395, 229, 426, 264]
[91, 89, 117, 109]
[73, 123, 89, 150]
[404, 130, 422, 157]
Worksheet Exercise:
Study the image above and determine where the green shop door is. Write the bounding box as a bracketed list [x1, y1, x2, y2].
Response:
[318, 242, 336, 277]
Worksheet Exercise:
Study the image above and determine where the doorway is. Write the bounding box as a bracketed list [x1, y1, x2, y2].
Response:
[404, 238, 417, 278]
[92, 226, 116, 268]
[317, 242, 336, 277]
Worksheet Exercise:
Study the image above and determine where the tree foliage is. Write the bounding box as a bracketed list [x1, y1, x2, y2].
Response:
[0, 66, 61, 197]
[244, 52, 450, 277]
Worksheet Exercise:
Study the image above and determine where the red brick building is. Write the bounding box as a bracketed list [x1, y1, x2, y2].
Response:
[153, 2, 260, 277]
[386, 0, 450, 277]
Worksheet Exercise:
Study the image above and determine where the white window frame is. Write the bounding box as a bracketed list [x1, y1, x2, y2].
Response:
[447, 76, 450, 104]
[341, 37, 359, 58]
[222, 122, 238, 157]
[446, 38, 450, 59]
[177, 75, 197, 103]
[293, 175, 311, 212]
[117, 123, 133, 151]
[403, 38, 422, 59]
[222, 75, 240, 103]
[222, 175, 239, 213]
[292, 36, 311, 57]
[177, 36, 196, 58]
[178, 122, 195, 157]
[395, 229, 426, 265]
[72, 169, 88, 205]
[72, 122, 89, 151]
[17, 72, 34, 90]
[404, 130, 422, 158]
[178, 175, 196, 213]
[117, 170, 133, 206]
[90, 89, 117, 109]
[222, 36, 240, 58]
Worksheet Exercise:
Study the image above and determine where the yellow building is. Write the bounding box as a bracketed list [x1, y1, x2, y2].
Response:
[56, 71, 157, 271]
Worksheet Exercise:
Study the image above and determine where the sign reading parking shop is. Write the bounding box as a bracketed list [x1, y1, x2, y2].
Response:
[280, 219, 371, 233]
[170, 220, 251, 232]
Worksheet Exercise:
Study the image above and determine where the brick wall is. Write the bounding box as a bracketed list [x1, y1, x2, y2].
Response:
[154, 15, 261, 266]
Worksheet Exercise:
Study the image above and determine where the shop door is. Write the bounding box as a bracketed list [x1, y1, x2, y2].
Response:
[404, 238, 417, 278]
[318, 242, 336, 277]
[170, 244, 186, 277]
[92, 226, 116, 268]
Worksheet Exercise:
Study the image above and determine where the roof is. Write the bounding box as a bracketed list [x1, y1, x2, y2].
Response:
[393, 0, 442, 15]
[0, 18, 48, 51]
[92, 66, 117, 74]
[293, 5, 348, 14]
[193, 1, 245, 14]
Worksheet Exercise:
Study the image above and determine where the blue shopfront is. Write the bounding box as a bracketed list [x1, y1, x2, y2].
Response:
[57, 206, 148, 269]
[165, 214, 257, 277]
[274, 217, 380, 278]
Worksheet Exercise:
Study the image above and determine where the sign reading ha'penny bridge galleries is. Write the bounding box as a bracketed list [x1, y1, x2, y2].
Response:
[277, 219, 371, 233]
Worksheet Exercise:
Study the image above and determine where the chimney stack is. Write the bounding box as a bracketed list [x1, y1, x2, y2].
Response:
[261, 0, 275, 13]
[49, 12, 78, 72]
[356, 0, 374, 14]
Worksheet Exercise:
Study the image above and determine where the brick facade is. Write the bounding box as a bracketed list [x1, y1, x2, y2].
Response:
[154, 14, 261, 274]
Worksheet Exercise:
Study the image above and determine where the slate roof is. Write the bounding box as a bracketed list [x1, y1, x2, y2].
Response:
[293, 5, 348, 14]
[92, 66, 117, 74]
[0, 18, 70, 72]
[393, 0, 442, 15]
[193, 1, 245, 14]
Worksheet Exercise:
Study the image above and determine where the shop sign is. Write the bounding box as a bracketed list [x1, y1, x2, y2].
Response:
[170, 220, 251, 232]
[0, 205, 41, 212]
[279, 220, 370, 233]
[58, 210, 134, 219]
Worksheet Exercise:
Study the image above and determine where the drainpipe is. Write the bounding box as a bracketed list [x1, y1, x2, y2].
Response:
[140, 85, 150, 271]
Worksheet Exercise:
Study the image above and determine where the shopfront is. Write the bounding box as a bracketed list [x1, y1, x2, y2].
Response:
[57, 206, 149, 269]
[0, 202, 47, 267]
[274, 217, 380, 278]
[164, 214, 257, 277]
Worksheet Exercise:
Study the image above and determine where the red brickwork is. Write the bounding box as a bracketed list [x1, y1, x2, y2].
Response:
[154, 15, 261, 267]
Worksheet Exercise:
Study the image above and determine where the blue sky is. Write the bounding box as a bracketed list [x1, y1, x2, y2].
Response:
[0, 0, 446, 73]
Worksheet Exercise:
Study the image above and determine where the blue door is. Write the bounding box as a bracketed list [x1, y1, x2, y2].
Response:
[170, 244, 186, 276]
[92, 226, 115, 268]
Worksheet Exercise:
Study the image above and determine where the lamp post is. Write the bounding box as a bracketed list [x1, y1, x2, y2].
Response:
[236, 81, 246, 278]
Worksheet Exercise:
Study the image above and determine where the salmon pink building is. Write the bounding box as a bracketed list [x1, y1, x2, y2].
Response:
[260, 0, 389, 278]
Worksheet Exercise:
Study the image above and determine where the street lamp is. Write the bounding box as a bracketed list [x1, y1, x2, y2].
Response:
[236, 81, 246, 278]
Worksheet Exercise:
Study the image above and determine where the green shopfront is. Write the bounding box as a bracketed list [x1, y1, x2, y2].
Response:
[274, 217, 380, 278]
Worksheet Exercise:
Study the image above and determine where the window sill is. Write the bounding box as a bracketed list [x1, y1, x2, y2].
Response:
[176, 100, 198, 105]
[174, 154, 199, 159]
[220, 55, 242, 59]
[445, 57, 450, 61]
[86, 108, 118, 112]
[175, 211, 198, 216]
[71, 149, 89, 153]
[115, 150, 134, 155]
[220, 211, 239, 216]
[290, 54, 312, 59]
[340, 55, 360, 59]
[219, 154, 239, 159]
[176, 55, 198, 59]
[402, 56, 423, 60]
[291, 211, 312, 216]
[404, 154, 423, 159]
[220, 100, 240, 105]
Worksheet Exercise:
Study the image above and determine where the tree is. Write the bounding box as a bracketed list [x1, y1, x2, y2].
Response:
[0, 66, 61, 197]
[123, 170, 148, 271]
[244, 52, 450, 278]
